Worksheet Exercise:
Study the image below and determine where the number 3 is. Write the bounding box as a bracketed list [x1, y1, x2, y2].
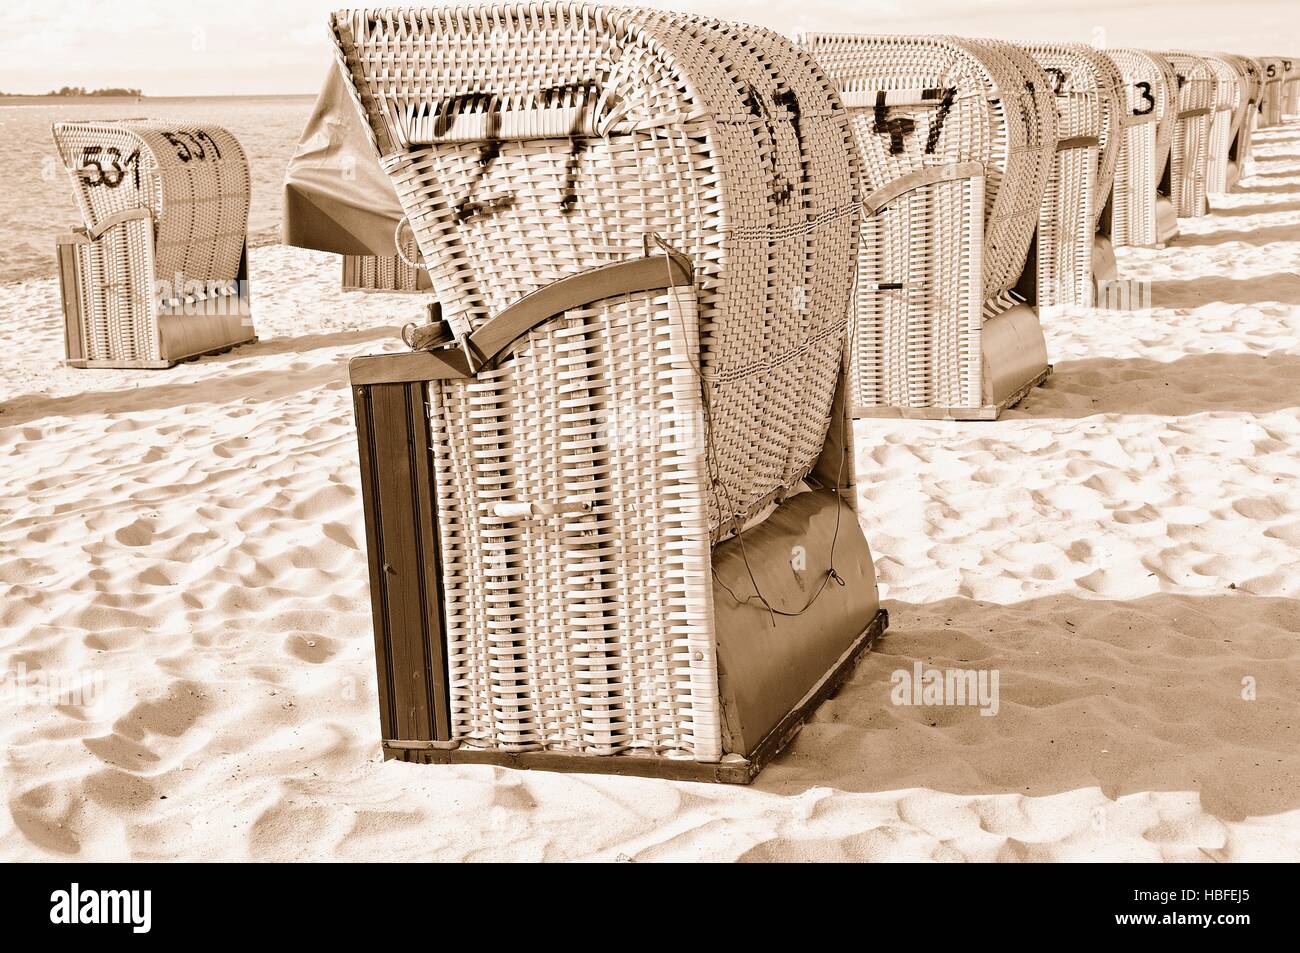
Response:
[1134, 81, 1155, 116]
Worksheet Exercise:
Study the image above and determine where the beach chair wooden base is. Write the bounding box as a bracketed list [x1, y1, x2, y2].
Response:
[854, 368, 1051, 421]
[855, 302, 1050, 420]
[1225, 160, 1241, 192]
[66, 334, 259, 370]
[381, 609, 887, 784]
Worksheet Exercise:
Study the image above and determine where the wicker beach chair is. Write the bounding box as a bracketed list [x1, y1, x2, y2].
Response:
[51, 120, 255, 368]
[1259, 57, 1286, 127]
[329, 3, 884, 781]
[1022, 43, 1124, 307]
[797, 34, 1056, 418]
[1202, 53, 1248, 194]
[1282, 57, 1300, 117]
[1103, 49, 1178, 247]
[1164, 53, 1217, 218]
[1230, 55, 1262, 171]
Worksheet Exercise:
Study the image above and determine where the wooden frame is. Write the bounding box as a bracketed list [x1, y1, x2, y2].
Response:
[855, 367, 1052, 421]
[380, 611, 888, 784]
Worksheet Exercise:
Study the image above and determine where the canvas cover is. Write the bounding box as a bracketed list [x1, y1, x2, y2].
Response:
[282, 67, 406, 257]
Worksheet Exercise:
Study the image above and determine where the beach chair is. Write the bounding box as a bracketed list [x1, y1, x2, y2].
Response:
[1164, 53, 1217, 218]
[1103, 49, 1178, 247]
[1021, 44, 1124, 307]
[1230, 55, 1262, 172]
[1259, 57, 1286, 127]
[328, 3, 884, 782]
[797, 34, 1056, 418]
[1282, 58, 1300, 117]
[52, 120, 255, 368]
[1202, 53, 1247, 194]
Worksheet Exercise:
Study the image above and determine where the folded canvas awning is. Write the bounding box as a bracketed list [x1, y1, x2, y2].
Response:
[282, 67, 405, 257]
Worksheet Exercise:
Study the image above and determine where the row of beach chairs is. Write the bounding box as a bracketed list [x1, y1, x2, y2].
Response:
[48, 4, 1300, 782]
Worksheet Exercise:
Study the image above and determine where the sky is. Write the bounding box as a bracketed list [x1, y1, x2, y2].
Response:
[1, 0, 1298, 97]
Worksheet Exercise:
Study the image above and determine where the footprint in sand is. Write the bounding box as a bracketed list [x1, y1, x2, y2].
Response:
[113, 517, 157, 548]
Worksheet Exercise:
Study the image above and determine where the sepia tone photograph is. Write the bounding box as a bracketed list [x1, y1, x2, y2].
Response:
[1, 0, 1297, 888]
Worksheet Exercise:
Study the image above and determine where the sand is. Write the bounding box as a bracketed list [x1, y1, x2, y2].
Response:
[2, 126, 1298, 862]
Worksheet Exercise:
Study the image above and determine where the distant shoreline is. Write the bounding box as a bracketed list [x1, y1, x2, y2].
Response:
[0, 93, 316, 106]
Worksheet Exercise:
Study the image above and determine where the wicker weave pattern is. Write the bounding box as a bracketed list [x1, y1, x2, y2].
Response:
[334, 4, 857, 534]
[1104, 49, 1176, 247]
[53, 121, 249, 290]
[1023, 44, 1123, 306]
[344, 254, 423, 291]
[331, 5, 857, 761]
[1164, 53, 1217, 217]
[433, 287, 714, 756]
[70, 214, 160, 363]
[799, 34, 1055, 411]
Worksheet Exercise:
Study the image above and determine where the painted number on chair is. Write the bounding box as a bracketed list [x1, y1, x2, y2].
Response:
[1133, 82, 1156, 116]
[161, 130, 223, 162]
[78, 146, 141, 189]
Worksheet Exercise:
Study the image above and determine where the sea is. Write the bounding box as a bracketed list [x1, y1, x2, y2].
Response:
[0, 95, 317, 284]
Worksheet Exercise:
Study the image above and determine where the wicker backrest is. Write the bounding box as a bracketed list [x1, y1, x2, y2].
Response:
[1203, 52, 1245, 124]
[1108, 48, 1178, 172]
[52, 121, 249, 289]
[1164, 53, 1218, 215]
[1231, 55, 1262, 164]
[332, 4, 858, 535]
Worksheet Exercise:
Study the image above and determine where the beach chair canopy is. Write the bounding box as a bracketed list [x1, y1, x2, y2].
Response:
[797, 33, 1055, 414]
[1027, 44, 1124, 228]
[335, 3, 857, 532]
[53, 120, 249, 290]
[283, 66, 407, 258]
[1104, 48, 1178, 246]
[332, 3, 876, 767]
[1164, 53, 1218, 217]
